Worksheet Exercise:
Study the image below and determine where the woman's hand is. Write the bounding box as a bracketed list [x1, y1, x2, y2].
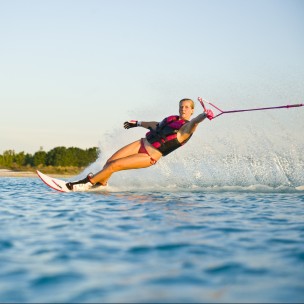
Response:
[124, 120, 139, 129]
[205, 109, 214, 120]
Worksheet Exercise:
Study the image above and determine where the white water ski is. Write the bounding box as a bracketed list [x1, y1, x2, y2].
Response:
[36, 170, 109, 193]
[37, 170, 70, 192]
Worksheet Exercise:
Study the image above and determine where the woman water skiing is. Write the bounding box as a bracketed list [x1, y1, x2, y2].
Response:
[66, 98, 214, 191]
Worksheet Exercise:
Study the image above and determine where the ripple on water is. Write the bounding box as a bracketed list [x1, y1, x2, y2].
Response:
[0, 178, 303, 303]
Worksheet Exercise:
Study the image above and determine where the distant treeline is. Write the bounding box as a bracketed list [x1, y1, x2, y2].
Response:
[0, 146, 99, 169]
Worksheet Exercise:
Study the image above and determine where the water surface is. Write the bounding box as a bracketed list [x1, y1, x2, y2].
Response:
[0, 177, 303, 302]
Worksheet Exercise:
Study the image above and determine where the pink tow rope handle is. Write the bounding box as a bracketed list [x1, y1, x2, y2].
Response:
[198, 97, 303, 120]
[197, 97, 207, 112]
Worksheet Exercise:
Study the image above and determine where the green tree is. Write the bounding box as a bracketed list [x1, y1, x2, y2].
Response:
[24, 153, 34, 166]
[2, 150, 15, 167]
[84, 147, 99, 166]
[0, 146, 98, 169]
[33, 151, 47, 166]
[13, 151, 26, 166]
[46, 146, 68, 166]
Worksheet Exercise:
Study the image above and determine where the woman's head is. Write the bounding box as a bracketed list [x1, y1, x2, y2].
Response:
[179, 98, 194, 120]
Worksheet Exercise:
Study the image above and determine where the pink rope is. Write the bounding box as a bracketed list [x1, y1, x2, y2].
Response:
[198, 97, 303, 119]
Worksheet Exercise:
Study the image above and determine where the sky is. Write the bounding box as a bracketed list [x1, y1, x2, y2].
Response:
[0, 0, 303, 154]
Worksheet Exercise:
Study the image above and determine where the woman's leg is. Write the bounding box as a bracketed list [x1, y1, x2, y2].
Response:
[102, 140, 141, 167]
[66, 139, 156, 190]
[91, 152, 153, 185]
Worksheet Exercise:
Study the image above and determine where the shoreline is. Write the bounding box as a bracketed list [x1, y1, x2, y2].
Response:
[0, 169, 72, 178]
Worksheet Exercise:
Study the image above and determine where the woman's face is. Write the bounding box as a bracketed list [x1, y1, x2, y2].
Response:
[179, 100, 194, 120]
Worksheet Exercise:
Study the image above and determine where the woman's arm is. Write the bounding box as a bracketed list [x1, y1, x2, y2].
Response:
[177, 109, 213, 142]
[139, 121, 158, 130]
[179, 113, 207, 138]
[124, 120, 158, 130]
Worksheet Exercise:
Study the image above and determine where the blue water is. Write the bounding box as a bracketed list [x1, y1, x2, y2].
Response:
[0, 177, 303, 303]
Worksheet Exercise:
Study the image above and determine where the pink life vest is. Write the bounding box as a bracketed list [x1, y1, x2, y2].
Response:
[146, 115, 191, 156]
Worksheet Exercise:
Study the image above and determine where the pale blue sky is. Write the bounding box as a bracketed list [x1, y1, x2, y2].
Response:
[0, 0, 303, 154]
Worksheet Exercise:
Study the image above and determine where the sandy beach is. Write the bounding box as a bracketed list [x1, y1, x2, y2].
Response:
[0, 169, 37, 177]
[0, 169, 72, 178]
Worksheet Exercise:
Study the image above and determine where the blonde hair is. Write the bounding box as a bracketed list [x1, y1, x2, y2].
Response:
[179, 98, 194, 109]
